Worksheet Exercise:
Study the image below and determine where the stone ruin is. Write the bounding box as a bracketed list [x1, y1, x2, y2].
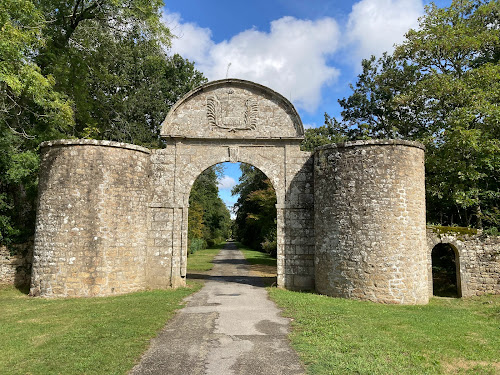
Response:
[29, 79, 498, 304]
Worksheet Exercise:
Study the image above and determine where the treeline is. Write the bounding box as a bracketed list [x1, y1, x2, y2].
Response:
[188, 166, 231, 253]
[232, 164, 277, 256]
[0, 0, 207, 245]
[303, 0, 499, 233]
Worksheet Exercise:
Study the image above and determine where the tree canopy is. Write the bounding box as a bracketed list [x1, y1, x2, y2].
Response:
[303, 0, 499, 231]
[188, 166, 232, 252]
[0, 0, 207, 245]
[232, 164, 277, 256]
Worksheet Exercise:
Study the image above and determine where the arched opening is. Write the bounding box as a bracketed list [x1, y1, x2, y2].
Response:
[431, 243, 461, 297]
[186, 161, 278, 286]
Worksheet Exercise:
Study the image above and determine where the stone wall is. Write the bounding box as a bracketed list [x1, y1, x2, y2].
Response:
[282, 148, 315, 290]
[30, 140, 151, 297]
[314, 140, 429, 304]
[150, 138, 315, 291]
[0, 241, 33, 287]
[29, 79, 496, 304]
[30, 79, 315, 297]
[427, 227, 500, 297]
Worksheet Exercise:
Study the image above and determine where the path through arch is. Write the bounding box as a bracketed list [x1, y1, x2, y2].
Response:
[130, 241, 305, 375]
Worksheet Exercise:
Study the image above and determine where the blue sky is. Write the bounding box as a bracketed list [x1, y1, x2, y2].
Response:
[161, 0, 451, 213]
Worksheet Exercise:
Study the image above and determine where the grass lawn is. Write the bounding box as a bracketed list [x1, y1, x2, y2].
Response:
[236, 242, 277, 286]
[0, 282, 202, 375]
[186, 242, 225, 271]
[269, 289, 500, 375]
[236, 242, 277, 267]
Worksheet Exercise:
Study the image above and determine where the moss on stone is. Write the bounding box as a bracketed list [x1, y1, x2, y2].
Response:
[428, 225, 478, 237]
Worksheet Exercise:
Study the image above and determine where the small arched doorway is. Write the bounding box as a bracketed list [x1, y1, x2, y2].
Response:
[431, 243, 461, 297]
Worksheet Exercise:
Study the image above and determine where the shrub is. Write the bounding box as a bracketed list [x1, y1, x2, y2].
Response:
[189, 238, 206, 255]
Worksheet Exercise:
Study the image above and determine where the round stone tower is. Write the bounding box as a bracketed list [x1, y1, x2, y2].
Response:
[314, 140, 428, 304]
[30, 140, 151, 297]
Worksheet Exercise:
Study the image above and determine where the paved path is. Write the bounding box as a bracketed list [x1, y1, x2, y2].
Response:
[130, 242, 305, 375]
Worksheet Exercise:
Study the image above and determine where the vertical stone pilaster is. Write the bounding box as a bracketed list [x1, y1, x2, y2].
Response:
[275, 205, 285, 288]
[170, 206, 186, 288]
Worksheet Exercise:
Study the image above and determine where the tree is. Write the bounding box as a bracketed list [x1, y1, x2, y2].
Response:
[188, 166, 232, 252]
[0, 0, 74, 244]
[301, 113, 350, 151]
[393, 0, 500, 229]
[34, 0, 205, 146]
[320, 0, 500, 230]
[35, 0, 171, 61]
[337, 53, 426, 140]
[1, 0, 208, 245]
[232, 164, 277, 254]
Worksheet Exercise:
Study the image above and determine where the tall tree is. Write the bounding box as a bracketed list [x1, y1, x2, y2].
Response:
[232, 164, 277, 254]
[393, 0, 500, 229]
[34, 0, 205, 146]
[188, 166, 232, 251]
[0, 0, 208, 245]
[315, 0, 500, 230]
[0, 0, 73, 244]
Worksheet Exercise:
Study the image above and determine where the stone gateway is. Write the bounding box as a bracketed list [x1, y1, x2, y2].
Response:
[30, 79, 430, 304]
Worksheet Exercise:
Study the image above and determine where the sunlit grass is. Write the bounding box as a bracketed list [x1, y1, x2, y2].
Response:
[0, 282, 202, 375]
[269, 289, 500, 375]
[236, 242, 277, 267]
[186, 242, 225, 271]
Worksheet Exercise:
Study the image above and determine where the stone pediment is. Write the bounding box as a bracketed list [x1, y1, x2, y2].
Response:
[160, 79, 304, 140]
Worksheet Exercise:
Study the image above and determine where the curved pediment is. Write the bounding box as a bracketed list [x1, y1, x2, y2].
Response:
[160, 79, 304, 140]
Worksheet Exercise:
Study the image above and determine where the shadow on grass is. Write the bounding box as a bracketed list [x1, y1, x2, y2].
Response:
[15, 284, 30, 295]
[187, 272, 276, 288]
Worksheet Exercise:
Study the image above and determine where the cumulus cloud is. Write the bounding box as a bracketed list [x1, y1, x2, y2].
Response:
[217, 175, 236, 190]
[163, 12, 341, 112]
[346, 0, 423, 59]
[162, 12, 213, 63]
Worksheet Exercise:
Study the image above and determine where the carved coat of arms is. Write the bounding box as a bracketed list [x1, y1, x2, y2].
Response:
[207, 89, 258, 132]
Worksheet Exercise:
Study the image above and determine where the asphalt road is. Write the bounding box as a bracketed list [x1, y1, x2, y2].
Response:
[129, 241, 305, 375]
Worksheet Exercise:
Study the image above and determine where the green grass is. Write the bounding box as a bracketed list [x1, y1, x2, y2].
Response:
[268, 289, 500, 375]
[235, 242, 277, 267]
[186, 242, 225, 271]
[0, 282, 202, 375]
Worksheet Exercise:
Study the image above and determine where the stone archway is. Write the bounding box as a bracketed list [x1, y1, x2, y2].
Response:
[148, 79, 315, 291]
[30, 79, 429, 305]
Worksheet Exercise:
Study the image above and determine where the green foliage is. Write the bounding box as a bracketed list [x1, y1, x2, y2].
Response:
[311, 0, 500, 231]
[301, 113, 350, 151]
[0, 283, 202, 375]
[188, 166, 232, 251]
[232, 164, 277, 253]
[35, 0, 205, 146]
[269, 289, 500, 375]
[189, 237, 206, 255]
[35, 0, 172, 54]
[0, 0, 73, 244]
[394, 0, 500, 229]
[0, 0, 207, 245]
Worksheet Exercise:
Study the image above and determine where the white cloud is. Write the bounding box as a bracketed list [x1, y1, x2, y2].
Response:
[163, 12, 341, 113]
[217, 175, 236, 190]
[162, 12, 214, 63]
[346, 0, 423, 59]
